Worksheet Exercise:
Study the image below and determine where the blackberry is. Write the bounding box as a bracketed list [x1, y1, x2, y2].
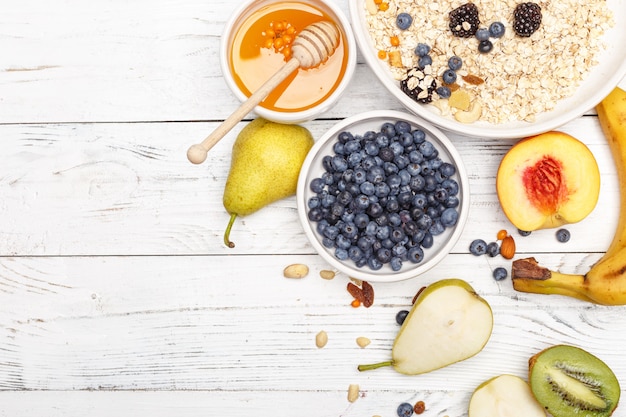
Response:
[513, 2, 542, 37]
[449, 3, 480, 38]
[400, 67, 437, 104]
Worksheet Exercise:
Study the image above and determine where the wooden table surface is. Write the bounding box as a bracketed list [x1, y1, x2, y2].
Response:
[2, 1, 625, 416]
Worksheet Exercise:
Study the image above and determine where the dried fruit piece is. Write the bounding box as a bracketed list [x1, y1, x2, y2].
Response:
[316, 330, 328, 348]
[529, 345, 620, 417]
[362, 281, 375, 307]
[283, 263, 309, 278]
[500, 235, 516, 259]
[449, 3, 480, 38]
[462, 74, 485, 85]
[388, 50, 403, 67]
[414, 401, 426, 414]
[347, 282, 364, 300]
[448, 89, 471, 111]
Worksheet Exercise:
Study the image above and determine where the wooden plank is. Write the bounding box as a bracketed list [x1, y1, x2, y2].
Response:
[2, 254, 625, 394]
[0, 116, 618, 257]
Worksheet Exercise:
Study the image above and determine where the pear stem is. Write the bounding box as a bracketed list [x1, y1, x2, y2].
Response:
[224, 213, 237, 248]
[357, 361, 393, 372]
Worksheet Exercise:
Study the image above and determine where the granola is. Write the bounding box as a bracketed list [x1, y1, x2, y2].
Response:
[364, 0, 615, 123]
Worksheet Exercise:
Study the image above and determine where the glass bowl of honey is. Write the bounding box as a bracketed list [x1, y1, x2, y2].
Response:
[220, 0, 357, 124]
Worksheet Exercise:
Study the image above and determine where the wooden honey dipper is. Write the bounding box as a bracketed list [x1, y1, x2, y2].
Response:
[187, 21, 341, 164]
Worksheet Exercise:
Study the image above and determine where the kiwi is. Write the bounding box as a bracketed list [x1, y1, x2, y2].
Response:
[529, 344, 620, 417]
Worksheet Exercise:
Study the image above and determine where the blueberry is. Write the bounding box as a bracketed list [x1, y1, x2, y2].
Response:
[475, 27, 490, 41]
[486, 241, 499, 257]
[381, 122, 396, 138]
[396, 12, 413, 30]
[367, 256, 383, 270]
[556, 228, 571, 243]
[436, 86, 451, 98]
[348, 246, 364, 262]
[364, 141, 379, 156]
[469, 239, 487, 255]
[407, 246, 424, 264]
[396, 310, 410, 325]
[395, 120, 411, 134]
[478, 39, 493, 53]
[448, 55, 463, 71]
[418, 54, 432, 69]
[442, 69, 457, 84]
[412, 129, 426, 144]
[419, 141, 436, 158]
[429, 220, 445, 235]
[493, 267, 508, 281]
[440, 207, 459, 227]
[414, 42, 431, 57]
[310, 177, 325, 193]
[518, 229, 532, 236]
[335, 248, 349, 261]
[397, 402, 414, 417]
[390, 257, 403, 271]
[489, 21, 505, 38]
[440, 162, 456, 177]
[420, 232, 434, 248]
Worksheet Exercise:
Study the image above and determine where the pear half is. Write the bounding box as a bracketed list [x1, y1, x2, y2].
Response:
[358, 279, 493, 375]
[469, 374, 547, 417]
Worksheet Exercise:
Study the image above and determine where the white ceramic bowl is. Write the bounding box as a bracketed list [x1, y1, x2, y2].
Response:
[349, 0, 626, 139]
[220, 0, 357, 124]
[297, 110, 470, 282]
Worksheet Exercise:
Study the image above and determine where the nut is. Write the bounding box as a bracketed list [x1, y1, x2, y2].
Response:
[315, 330, 328, 348]
[347, 384, 360, 403]
[319, 270, 336, 280]
[500, 235, 516, 259]
[356, 337, 371, 348]
[454, 102, 482, 124]
[283, 264, 309, 279]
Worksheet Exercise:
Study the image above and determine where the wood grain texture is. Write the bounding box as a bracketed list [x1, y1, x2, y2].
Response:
[1, 0, 626, 415]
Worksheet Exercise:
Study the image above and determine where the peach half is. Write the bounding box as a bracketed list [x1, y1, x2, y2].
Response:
[496, 131, 600, 232]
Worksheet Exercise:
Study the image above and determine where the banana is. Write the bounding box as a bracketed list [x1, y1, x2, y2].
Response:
[512, 87, 626, 305]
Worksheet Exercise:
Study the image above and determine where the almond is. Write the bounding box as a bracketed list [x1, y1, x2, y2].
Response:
[500, 235, 516, 259]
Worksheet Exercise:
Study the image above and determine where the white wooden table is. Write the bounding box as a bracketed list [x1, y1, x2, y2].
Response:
[2, 1, 625, 416]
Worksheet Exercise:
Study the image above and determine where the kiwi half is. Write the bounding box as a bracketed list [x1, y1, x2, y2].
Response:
[529, 344, 620, 417]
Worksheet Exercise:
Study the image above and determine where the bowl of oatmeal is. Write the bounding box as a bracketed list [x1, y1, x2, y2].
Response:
[349, 0, 626, 138]
[296, 110, 470, 282]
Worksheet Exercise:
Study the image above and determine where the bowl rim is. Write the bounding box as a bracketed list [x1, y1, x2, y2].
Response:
[348, 0, 626, 139]
[219, 0, 357, 124]
[296, 109, 470, 282]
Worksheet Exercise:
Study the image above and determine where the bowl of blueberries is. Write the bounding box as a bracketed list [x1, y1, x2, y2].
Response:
[296, 110, 469, 282]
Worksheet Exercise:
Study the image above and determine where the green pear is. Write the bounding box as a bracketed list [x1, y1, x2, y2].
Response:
[358, 278, 493, 375]
[222, 118, 314, 248]
[469, 374, 547, 417]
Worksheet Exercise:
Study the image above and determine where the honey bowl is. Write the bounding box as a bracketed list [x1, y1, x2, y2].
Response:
[220, 0, 357, 124]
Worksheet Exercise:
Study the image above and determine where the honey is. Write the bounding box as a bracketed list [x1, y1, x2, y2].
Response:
[229, 2, 349, 113]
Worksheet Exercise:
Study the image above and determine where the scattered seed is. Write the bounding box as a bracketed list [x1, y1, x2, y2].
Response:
[319, 270, 336, 280]
[348, 384, 360, 402]
[283, 263, 309, 278]
[315, 330, 328, 348]
[356, 337, 371, 348]
[351, 299, 362, 308]
[497, 229, 508, 240]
